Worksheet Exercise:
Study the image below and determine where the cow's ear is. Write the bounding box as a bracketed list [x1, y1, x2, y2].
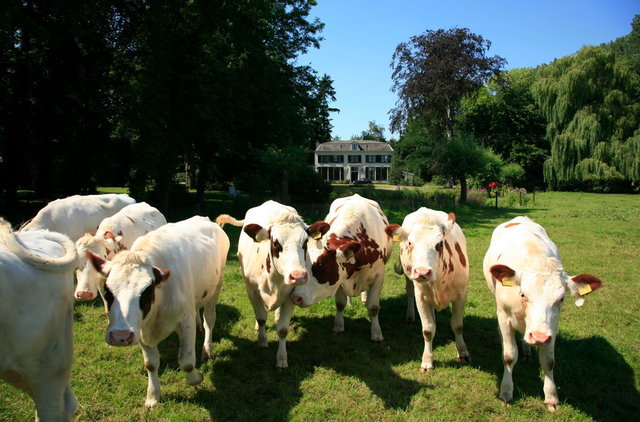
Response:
[336, 241, 361, 262]
[87, 251, 109, 276]
[490, 264, 519, 287]
[567, 274, 602, 296]
[442, 213, 456, 234]
[244, 224, 269, 242]
[307, 221, 330, 240]
[385, 224, 407, 242]
[152, 267, 171, 285]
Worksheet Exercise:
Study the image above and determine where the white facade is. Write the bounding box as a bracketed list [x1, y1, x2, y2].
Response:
[315, 140, 394, 183]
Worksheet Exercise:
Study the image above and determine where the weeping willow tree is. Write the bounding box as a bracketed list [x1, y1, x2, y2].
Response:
[532, 45, 640, 190]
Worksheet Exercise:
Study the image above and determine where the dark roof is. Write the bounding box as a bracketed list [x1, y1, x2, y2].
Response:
[315, 139, 394, 153]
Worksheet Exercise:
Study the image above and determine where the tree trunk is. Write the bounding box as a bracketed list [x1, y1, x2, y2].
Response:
[459, 175, 467, 204]
[280, 169, 289, 203]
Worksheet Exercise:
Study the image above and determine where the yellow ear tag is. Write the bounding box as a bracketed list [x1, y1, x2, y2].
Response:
[578, 283, 592, 296]
[501, 277, 514, 287]
[312, 231, 322, 240]
[393, 233, 402, 242]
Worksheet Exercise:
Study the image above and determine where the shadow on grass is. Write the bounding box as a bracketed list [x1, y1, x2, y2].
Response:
[156, 296, 640, 422]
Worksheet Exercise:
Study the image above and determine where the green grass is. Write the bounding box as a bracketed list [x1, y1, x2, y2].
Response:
[1, 190, 639, 421]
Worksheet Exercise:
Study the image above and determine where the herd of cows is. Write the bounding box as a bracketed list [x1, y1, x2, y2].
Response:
[0, 193, 603, 420]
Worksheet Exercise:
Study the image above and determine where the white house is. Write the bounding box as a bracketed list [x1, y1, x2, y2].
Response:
[315, 140, 394, 183]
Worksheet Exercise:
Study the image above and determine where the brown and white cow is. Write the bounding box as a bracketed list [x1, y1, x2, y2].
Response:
[88, 216, 229, 408]
[290, 194, 392, 343]
[386, 208, 470, 371]
[75, 202, 167, 303]
[0, 218, 79, 421]
[216, 201, 328, 368]
[483, 216, 603, 411]
[20, 193, 136, 241]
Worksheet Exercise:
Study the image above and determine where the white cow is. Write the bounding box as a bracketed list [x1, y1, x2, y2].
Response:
[483, 216, 603, 411]
[0, 218, 79, 421]
[386, 208, 470, 371]
[216, 201, 328, 368]
[290, 194, 393, 343]
[87, 216, 229, 408]
[75, 202, 167, 302]
[21, 193, 136, 241]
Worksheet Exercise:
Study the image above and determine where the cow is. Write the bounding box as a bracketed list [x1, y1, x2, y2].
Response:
[87, 216, 229, 408]
[74, 202, 167, 303]
[21, 193, 136, 241]
[386, 208, 470, 372]
[483, 216, 603, 411]
[216, 201, 329, 368]
[0, 218, 79, 421]
[290, 194, 392, 343]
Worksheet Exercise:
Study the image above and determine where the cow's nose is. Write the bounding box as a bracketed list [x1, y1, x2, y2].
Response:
[75, 290, 96, 301]
[528, 331, 552, 346]
[412, 267, 432, 280]
[288, 271, 308, 286]
[109, 330, 135, 346]
[290, 295, 307, 307]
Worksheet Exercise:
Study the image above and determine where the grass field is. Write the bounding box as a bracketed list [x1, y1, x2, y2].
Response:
[1, 188, 639, 421]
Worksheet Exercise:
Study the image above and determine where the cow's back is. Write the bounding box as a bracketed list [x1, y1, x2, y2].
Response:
[97, 202, 166, 250]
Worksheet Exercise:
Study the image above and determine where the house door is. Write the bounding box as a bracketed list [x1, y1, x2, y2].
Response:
[351, 168, 359, 182]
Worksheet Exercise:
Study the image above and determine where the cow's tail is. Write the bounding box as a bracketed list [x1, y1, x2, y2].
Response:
[215, 214, 244, 228]
[0, 218, 79, 272]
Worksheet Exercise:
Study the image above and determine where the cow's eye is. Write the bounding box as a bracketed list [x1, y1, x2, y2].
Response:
[139, 284, 155, 319]
[271, 239, 283, 256]
[435, 241, 443, 252]
[104, 285, 114, 310]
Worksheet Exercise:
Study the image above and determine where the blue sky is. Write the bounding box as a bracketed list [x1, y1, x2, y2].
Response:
[298, 0, 640, 140]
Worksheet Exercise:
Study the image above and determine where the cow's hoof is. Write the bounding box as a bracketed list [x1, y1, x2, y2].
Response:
[276, 362, 288, 370]
[332, 329, 345, 336]
[419, 365, 433, 373]
[544, 402, 558, 412]
[144, 398, 159, 408]
[458, 355, 471, 364]
[187, 370, 203, 385]
[499, 392, 513, 404]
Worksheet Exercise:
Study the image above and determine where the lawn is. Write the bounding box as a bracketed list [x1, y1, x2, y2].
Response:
[1, 188, 638, 421]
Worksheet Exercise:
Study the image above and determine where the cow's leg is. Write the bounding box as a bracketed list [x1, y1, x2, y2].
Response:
[450, 293, 470, 363]
[32, 377, 70, 422]
[405, 276, 416, 322]
[539, 343, 559, 412]
[63, 384, 77, 420]
[275, 299, 295, 369]
[415, 289, 436, 371]
[366, 275, 384, 343]
[246, 284, 269, 347]
[140, 343, 161, 407]
[201, 301, 217, 363]
[497, 311, 518, 403]
[177, 311, 203, 386]
[333, 285, 348, 334]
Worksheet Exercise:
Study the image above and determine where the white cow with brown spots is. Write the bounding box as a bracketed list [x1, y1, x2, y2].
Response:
[216, 201, 328, 368]
[290, 194, 393, 343]
[87, 216, 229, 408]
[0, 218, 79, 421]
[20, 193, 135, 241]
[483, 216, 603, 411]
[75, 202, 167, 303]
[386, 208, 470, 371]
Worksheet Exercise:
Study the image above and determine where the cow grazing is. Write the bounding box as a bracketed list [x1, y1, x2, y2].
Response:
[216, 201, 329, 368]
[0, 218, 79, 421]
[88, 216, 229, 407]
[483, 216, 603, 411]
[21, 193, 136, 241]
[75, 202, 167, 303]
[386, 208, 470, 371]
[290, 194, 392, 343]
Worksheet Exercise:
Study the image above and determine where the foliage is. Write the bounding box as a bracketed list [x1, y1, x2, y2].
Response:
[356, 120, 387, 142]
[457, 68, 549, 190]
[500, 162, 526, 187]
[532, 45, 640, 191]
[390, 27, 506, 139]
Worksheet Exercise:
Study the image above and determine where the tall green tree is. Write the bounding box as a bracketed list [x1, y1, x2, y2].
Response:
[356, 121, 386, 142]
[532, 45, 640, 191]
[390, 27, 505, 202]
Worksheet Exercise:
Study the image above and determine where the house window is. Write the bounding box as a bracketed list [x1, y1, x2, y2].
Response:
[365, 155, 392, 163]
[365, 167, 389, 181]
[318, 167, 344, 181]
[347, 155, 361, 163]
[351, 143, 359, 151]
[318, 155, 344, 164]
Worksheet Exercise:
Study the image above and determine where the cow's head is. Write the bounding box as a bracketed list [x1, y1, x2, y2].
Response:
[103, 230, 124, 254]
[387, 211, 457, 282]
[89, 250, 170, 346]
[74, 234, 108, 301]
[490, 260, 602, 346]
[244, 218, 329, 286]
